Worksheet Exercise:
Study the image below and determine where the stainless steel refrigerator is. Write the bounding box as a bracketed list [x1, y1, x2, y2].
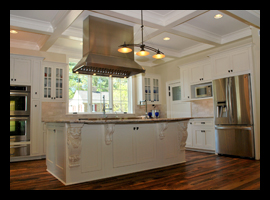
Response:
[213, 74, 255, 158]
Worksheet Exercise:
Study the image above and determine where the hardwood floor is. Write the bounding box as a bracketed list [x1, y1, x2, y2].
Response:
[10, 151, 260, 190]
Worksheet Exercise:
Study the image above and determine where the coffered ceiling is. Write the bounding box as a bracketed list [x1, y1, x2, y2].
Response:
[10, 10, 260, 67]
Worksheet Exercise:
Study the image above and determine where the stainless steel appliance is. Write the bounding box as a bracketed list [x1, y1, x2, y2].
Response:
[213, 74, 254, 158]
[10, 85, 31, 158]
[195, 84, 212, 98]
[10, 85, 31, 115]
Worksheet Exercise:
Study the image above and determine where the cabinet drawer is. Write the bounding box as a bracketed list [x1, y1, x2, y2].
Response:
[192, 121, 213, 126]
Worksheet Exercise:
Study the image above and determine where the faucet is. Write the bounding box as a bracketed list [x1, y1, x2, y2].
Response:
[140, 100, 148, 118]
[103, 95, 112, 118]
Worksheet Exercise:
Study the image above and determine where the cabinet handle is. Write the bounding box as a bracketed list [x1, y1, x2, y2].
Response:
[201, 122, 205, 124]
[201, 130, 205, 132]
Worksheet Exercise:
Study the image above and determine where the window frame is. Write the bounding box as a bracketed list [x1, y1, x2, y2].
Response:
[67, 60, 134, 115]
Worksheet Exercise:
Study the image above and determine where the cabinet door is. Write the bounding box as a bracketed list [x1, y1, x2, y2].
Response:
[144, 77, 151, 102]
[203, 63, 212, 82]
[212, 54, 230, 78]
[43, 66, 53, 99]
[152, 78, 160, 102]
[81, 125, 102, 173]
[13, 59, 31, 85]
[193, 129, 205, 149]
[54, 67, 64, 100]
[136, 124, 156, 164]
[113, 125, 136, 168]
[231, 49, 250, 73]
[193, 128, 215, 150]
[180, 67, 190, 100]
[190, 65, 203, 83]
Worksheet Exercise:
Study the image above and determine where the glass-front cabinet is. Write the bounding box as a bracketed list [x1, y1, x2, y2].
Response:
[42, 62, 66, 101]
[139, 73, 161, 104]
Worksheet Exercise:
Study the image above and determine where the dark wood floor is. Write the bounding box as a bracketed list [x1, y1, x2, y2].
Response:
[10, 150, 260, 190]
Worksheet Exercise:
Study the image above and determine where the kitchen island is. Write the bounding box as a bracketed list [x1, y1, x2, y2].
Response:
[43, 117, 190, 185]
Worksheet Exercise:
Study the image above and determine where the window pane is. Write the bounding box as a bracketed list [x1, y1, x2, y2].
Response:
[92, 76, 109, 113]
[113, 78, 128, 113]
[69, 62, 89, 113]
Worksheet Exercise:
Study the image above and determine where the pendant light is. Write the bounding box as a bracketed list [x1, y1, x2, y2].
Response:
[152, 49, 165, 59]
[118, 42, 132, 53]
[118, 10, 165, 59]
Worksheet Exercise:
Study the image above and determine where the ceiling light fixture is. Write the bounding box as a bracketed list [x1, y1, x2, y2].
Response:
[118, 10, 165, 59]
[214, 14, 223, 19]
[10, 30, 18, 34]
[163, 37, 170, 41]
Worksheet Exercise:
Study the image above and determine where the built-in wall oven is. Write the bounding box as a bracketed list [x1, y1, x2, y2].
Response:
[10, 85, 31, 158]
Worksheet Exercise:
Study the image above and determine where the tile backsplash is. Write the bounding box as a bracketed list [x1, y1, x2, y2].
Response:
[190, 99, 214, 117]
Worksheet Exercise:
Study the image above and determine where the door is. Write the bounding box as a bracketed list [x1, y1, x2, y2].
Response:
[229, 74, 253, 125]
[167, 81, 191, 118]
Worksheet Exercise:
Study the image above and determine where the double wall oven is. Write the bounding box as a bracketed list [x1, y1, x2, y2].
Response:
[10, 85, 31, 158]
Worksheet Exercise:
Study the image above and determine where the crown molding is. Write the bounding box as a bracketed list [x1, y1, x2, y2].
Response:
[10, 14, 53, 33]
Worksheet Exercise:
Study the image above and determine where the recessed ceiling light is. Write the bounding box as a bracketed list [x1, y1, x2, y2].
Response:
[214, 14, 223, 19]
[10, 30, 18, 34]
[163, 37, 170, 41]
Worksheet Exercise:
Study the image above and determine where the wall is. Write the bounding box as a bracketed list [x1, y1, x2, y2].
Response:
[10, 47, 67, 63]
[251, 26, 260, 160]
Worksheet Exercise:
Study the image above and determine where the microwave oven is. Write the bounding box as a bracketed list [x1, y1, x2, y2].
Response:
[195, 84, 212, 98]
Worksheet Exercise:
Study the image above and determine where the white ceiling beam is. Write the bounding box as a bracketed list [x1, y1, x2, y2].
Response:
[40, 10, 83, 51]
[219, 10, 260, 29]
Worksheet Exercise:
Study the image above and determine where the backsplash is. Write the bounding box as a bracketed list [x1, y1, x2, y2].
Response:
[191, 99, 214, 117]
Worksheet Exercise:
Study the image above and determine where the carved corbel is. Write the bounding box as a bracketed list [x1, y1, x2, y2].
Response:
[158, 122, 168, 140]
[177, 120, 188, 151]
[67, 123, 84, 168]
[104, 124, 115, 145]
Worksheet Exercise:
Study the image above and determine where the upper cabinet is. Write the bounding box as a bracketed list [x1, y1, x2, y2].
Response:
[10, 57, 31, 85]
[136, 73, 161, 104]
[180, 59, 211, 101]
[209, 44, 253, 79]
[42, 62, 67, 102]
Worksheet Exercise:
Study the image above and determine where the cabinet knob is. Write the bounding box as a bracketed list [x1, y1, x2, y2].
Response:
[11, 78, 13, 81]
[133, 127, 136, 130]
[228, 70, 230, 73]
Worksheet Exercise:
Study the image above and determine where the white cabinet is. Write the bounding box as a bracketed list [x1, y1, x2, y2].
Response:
[210, 44, 253, 79]
[10, 57, 31, 85]
[190, 61, 212, 84]
[186, 118, 215, 152]
[136, 73, 161, 104]
[42, 62, 67, 102]
[180, 67, 191, 100]
[112, 124, 156, 168]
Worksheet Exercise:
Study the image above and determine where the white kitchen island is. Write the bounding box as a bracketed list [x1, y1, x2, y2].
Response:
[44, 117, 190, 185]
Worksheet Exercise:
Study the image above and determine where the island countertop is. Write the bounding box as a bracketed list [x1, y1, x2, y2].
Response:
[42, 117, 192, 124]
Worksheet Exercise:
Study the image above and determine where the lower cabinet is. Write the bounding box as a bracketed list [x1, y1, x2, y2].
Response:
[113, 124, 156, 168]
[186, 118, 215, 152]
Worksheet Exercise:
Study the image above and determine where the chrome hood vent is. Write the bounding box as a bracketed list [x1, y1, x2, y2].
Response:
[73, 16, 145, 78]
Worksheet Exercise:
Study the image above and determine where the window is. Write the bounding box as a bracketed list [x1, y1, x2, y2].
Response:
[69, 62, 132, 114]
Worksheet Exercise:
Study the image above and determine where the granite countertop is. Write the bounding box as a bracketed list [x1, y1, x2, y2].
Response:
[43, 117, 192, 124]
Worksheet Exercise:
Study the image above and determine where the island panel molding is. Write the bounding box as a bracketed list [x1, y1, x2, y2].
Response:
[67, 123, 84, 168]
[104, 124, 115, 145]
[178, 121, 188, 151]
[158, 122, 168, 140]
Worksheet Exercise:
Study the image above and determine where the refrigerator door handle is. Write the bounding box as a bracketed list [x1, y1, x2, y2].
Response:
[215, 125, 251, 130]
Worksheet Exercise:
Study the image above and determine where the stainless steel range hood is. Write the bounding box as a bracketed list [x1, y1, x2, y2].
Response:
[73, 16, 145, 78]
